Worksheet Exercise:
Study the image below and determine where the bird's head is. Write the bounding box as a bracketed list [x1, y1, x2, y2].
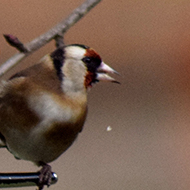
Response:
[47, 44, 119, 96]
[62, 44, 119, 88]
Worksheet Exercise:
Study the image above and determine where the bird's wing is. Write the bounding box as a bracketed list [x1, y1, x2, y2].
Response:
[0, 132, 6, 147]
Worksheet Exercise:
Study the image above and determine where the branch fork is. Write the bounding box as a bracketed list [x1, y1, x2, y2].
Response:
[0, 0, 101, 77]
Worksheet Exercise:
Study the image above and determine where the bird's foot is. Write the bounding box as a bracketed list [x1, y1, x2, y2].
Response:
[38, 163, 52, 190]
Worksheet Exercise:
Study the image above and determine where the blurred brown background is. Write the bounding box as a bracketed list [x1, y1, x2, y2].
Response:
[1, 0, 190, 189]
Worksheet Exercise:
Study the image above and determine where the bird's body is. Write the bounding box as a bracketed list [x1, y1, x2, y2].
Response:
[0, 55, 87, 164]
[0, 44, 118, 189]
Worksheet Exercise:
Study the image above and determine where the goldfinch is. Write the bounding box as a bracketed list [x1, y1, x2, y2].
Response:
[0, 44, 119, 189]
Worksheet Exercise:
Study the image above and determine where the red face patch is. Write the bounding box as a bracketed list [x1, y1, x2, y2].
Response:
[84, 48, 101, 61]
[83, 48, 102, 88]
[84, 71, 96, 88]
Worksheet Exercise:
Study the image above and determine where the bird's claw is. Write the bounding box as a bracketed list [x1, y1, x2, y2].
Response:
[38, 163, 52, 190]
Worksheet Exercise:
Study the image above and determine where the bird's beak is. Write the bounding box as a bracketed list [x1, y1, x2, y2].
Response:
[96, 62, 120, 84]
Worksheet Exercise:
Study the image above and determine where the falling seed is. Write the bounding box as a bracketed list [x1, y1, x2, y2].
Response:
[107, 126, 112, 131]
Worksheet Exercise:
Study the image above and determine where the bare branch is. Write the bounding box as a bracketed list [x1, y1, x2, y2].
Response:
[0, 0, 102, 77]
[3, 34, 28, 53]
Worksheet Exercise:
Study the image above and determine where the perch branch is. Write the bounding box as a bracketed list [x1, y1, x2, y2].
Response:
[0, 0, 102, 77]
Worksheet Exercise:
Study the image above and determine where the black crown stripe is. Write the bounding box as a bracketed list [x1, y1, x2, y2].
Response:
[50, 48, 65, 81]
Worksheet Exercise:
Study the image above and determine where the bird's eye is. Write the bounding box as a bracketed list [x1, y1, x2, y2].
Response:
[82, 57, 91, 64]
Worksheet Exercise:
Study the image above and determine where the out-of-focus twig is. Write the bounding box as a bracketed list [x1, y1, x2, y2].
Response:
[0, 0, 102, 77]
[3, 34, 28, 53]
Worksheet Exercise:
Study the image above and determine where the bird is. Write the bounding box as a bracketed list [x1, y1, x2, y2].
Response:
[0, 44, 119, 189]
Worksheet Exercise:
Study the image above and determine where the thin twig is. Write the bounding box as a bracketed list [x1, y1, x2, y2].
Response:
[3, 34, 28, 53]
[0, 0, 102, 77]
[55, 34, 64, 49]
